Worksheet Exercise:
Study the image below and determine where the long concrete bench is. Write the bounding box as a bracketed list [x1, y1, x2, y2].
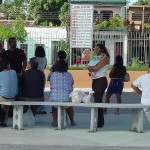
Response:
[0, 101, 149, 133]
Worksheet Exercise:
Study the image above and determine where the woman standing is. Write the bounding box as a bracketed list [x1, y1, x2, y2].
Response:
[104, 55, 126, 115]
[88, 44, 110, 128]
[35, 46, 47, 114]
[35, 46, 47, 73]
[48, 60, 76, 126]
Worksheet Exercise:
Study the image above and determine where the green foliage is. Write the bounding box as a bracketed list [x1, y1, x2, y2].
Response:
[96, 20, 110, 30]
[96, 16, 128, 31]
[126, 57, 148, 71]
[28, 0, 67, 26]
[0, 18, 27, 43]
[133, 0, 150, 5]
[52, 40, 70, 61]
[59, 2, 69, 26]
[69, 65, 88, 70]
[144, 23, 150, 33]
[4, 0, 26, 19]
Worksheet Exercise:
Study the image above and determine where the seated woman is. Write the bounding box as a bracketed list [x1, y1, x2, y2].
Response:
[48, 60, 76, 126]
[0, 59, 18, 127]
[20, 57, 45, 116]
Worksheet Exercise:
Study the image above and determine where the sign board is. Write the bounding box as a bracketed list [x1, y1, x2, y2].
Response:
[70, 4, 93, 49]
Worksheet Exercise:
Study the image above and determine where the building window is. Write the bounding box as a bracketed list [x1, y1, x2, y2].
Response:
[20, 44, 28, 57]
[100, 10, 113, 21]
[35, 44, 44, 49]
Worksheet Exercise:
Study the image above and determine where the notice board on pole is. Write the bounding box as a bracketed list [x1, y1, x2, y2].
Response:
[70, 4, 93, 49]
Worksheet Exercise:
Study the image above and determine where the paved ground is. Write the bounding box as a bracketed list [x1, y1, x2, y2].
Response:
[0, 113, 150, 150]
[0, 92, 150, 150]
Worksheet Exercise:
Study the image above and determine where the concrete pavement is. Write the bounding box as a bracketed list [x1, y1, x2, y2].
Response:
[0, 91, 150, 150]
[0, 113, 150, 150]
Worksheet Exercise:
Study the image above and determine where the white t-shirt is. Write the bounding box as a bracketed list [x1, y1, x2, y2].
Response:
[132, 73, 150, 104]
[36, 57, 47, 73]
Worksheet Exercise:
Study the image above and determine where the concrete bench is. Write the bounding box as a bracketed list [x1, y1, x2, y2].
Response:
[0, 101, 149, 133]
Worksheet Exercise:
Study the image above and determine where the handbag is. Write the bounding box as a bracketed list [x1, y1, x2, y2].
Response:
[123, 72, 130, 82]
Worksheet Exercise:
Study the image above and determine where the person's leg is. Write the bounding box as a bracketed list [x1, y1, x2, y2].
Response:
[52, 106, 57, 126]
[92, 77, 108, 127]
[1, 105, 9, 127]
[103, 93, 112, 114]
[115, 94, 122, 115]
[66, 106, 76, 126]
[31, 105, 40, 116]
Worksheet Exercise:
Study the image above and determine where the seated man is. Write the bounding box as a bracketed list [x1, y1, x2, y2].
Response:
[20, 57, 45, 116]
[0, 59, 18, 127]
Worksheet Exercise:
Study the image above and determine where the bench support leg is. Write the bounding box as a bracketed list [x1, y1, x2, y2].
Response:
[89, 107, 98, 132]
[131, 108, 143, 133]
[57, 106, 66, 130]
[13, 105, 23, 130]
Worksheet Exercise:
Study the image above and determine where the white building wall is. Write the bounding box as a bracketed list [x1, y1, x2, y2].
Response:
[18, 27, 67, 65]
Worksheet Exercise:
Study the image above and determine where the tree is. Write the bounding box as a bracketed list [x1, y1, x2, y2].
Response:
[59, 2, 69, 26]
[27, 0, 68, 26]
[133, 0, 150, 5]
[0, 18, 27, 43]
[3, 0, 28, 19]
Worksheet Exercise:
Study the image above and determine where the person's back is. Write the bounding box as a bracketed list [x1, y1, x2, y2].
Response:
[0, 59, 18, 127]
[49, 71, 73, 102]
[0, 70, 18, 98]
[20, 57, 45, 116]
[21, 69, 45, 98]
[35, 46, 47, 73]
[132, 73, 150, 104]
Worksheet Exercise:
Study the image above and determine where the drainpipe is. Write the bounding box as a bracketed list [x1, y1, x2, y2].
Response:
[142, 7, 145, 33]
[124, 33, 128, 66]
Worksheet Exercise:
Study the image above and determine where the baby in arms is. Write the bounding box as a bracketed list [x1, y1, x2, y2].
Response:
[88, 53, 106, 77]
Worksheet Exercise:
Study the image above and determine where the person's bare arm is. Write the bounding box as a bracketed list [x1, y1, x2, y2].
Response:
[131, 83, 142, 95]
[21, 60, 27, 74]
[88, 57, 109, 72]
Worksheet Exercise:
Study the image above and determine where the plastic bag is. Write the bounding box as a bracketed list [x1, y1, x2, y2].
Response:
[69, 90, 85, 103]
[23, 107, 35, 126]
[82, 92, 93, 103]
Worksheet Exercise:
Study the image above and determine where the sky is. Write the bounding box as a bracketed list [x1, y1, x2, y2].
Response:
[129, 0, 137, 4]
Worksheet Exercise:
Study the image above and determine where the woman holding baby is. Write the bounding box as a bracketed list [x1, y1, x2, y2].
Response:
[88, 44, 110, 128]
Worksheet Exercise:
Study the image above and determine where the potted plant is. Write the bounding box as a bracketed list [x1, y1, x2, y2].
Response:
[95, 20, 110, 30]
[95, 16, 129, 31]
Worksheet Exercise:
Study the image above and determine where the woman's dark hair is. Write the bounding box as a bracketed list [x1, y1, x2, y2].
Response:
[96, 44, 110, 58]
[0, 59, 10, 72]
[55, 60, 68, 72]
[114, 55, 124, 69]
[35, 46, 46, 57]
[57, 50, 66, 60]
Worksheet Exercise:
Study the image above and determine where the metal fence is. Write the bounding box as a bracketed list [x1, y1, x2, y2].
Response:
[17, 30, 150, 66]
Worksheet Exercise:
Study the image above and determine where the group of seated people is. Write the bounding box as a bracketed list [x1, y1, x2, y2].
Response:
[0, 45, 76, 127]
[0, 58, 45, 127]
